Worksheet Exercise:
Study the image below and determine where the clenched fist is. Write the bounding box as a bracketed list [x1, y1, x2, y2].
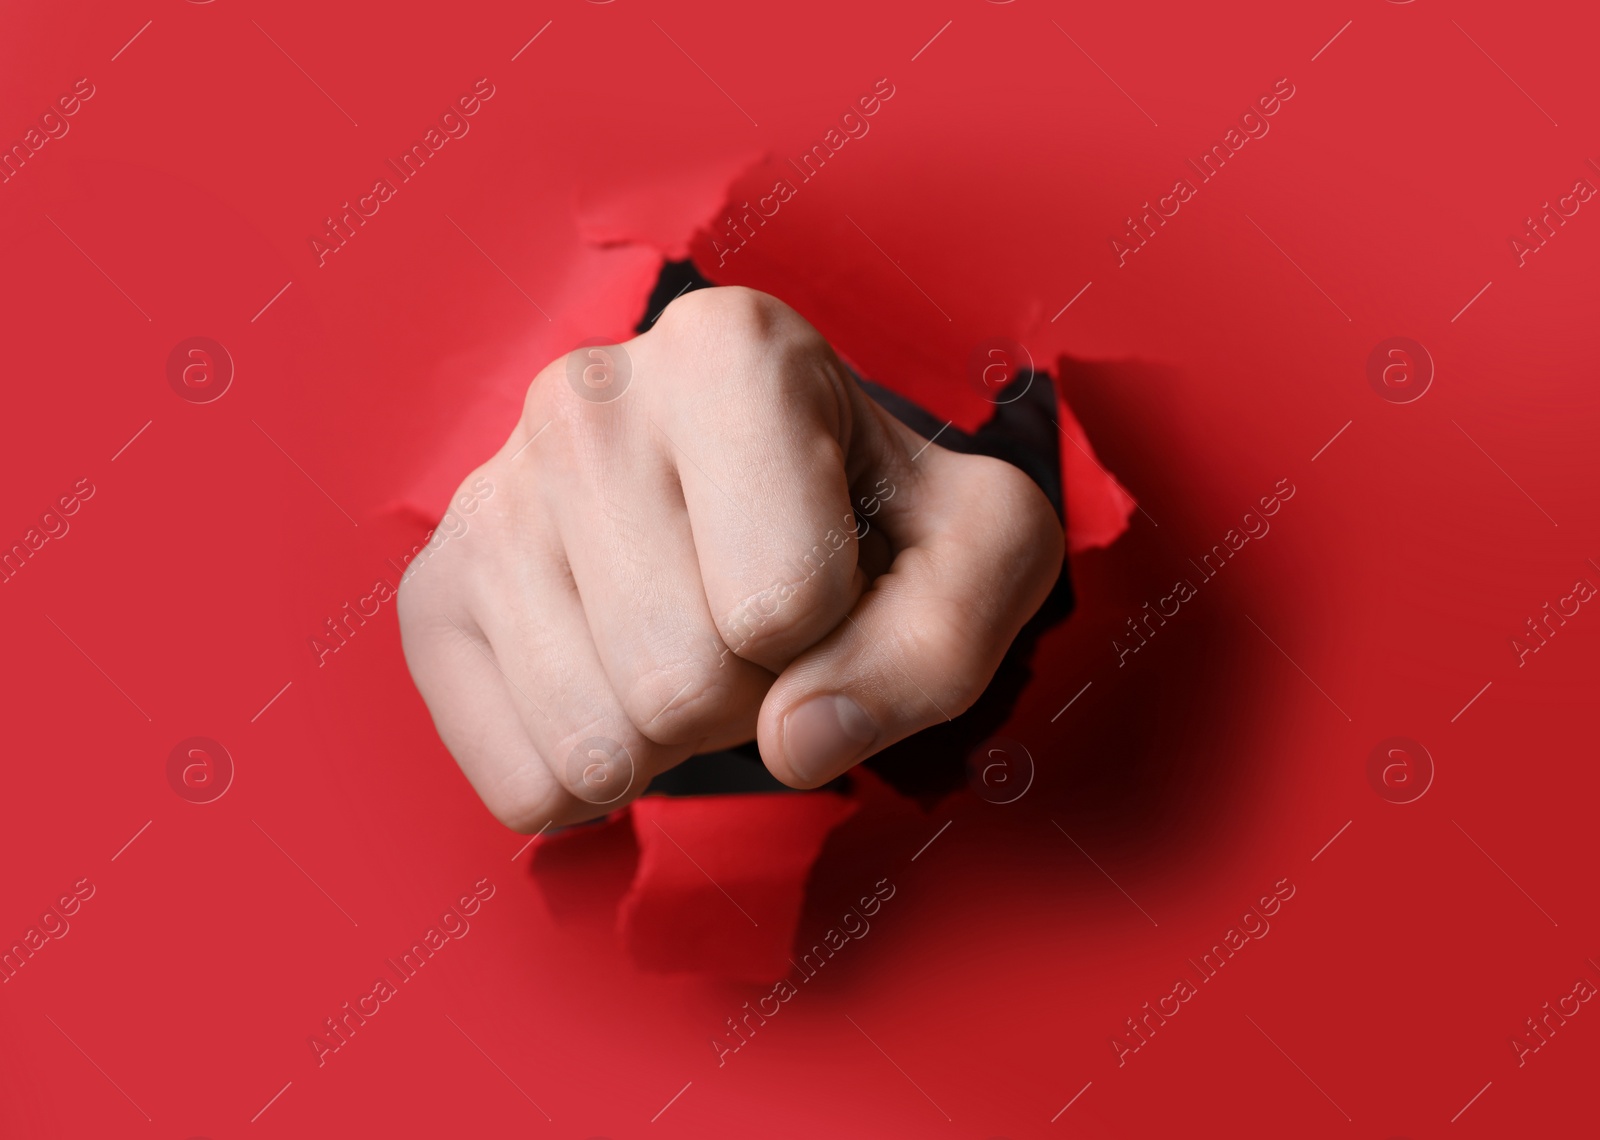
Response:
[398, 287, 1063, 830]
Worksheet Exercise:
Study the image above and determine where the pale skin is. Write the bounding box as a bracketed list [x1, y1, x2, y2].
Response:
[398, 286, 1064, 831]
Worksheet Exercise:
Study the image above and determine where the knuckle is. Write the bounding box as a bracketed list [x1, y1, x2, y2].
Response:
[966, 452, 1035, 511]
[898, 611, 994, 717]
[481, 781, 561, 833]
[622, 655, 732, 745]
[394, 571, 427, 649]
[718, 596, 788, 664]
[655, 287, 829, 386]
[457, 739, 566, 833]
[521, 358, 564, 423]
[646, 286, 844, 420]
[720, 557, 850, 665]
[519, 352, 632, 460]
[398, 474, 492, 601]
[966, 456, 1065, 580]
[550, 725, 646, 809]
[479, 730, 641, 830]
[660, 285, 786, 342]
[522, 352, 606, 429]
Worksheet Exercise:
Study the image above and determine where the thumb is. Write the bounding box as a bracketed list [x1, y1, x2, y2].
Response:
[756, 397, 1065, 789]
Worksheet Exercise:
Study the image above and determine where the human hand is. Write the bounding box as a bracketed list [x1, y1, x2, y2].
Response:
[398, 287, 1064, 829]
